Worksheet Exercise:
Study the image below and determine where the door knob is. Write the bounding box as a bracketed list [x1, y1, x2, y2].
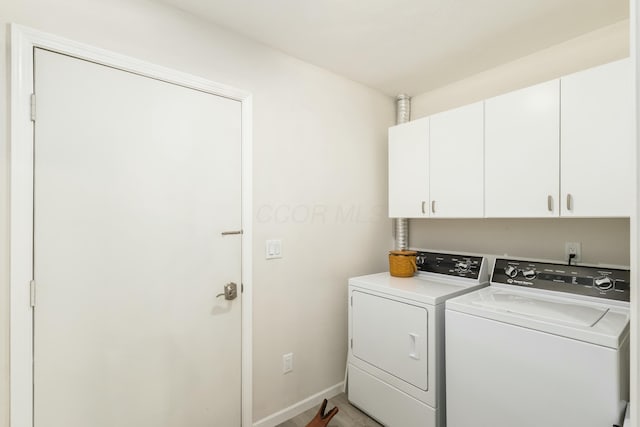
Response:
[217, 282, 238, 300]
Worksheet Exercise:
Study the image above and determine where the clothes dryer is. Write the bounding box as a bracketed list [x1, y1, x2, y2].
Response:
[348, 251, 488, 427]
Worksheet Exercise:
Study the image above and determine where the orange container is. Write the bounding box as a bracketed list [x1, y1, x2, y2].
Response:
[389, 250, 417, 277]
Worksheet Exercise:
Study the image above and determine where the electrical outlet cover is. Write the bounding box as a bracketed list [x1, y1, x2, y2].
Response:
[565, 242, 582, 262]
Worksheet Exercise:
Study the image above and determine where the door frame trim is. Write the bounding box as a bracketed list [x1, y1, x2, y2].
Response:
[9, 24, 254, 427]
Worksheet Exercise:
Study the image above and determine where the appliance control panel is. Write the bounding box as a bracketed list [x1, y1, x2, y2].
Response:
[416, 251, 484, 280]
[492, 258, 630, 302]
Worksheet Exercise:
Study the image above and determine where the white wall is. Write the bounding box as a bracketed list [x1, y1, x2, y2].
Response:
[408, 20, 631, 268]
[631, 0, 638, 423]
[0, 0, 394, 424]
[411, 20, 629, 117]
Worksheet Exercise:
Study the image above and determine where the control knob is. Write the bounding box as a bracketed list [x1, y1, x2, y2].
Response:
[522, 269, 537, 280]
[504, 265, 518, 278]
[416, 255, 426, 266]
[455, 261, 470, 273]
[594, 276, 614, 291]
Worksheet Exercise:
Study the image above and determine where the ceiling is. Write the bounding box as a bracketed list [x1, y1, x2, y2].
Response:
[156, 0, 628, 96]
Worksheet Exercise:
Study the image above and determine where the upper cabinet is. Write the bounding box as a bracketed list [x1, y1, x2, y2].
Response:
[484, 80, 560, 218]
[388, 103, 484, 218]
[388, 117, 429, 218]
[430, 102, 484, 217]
[560, 58, 633, 217]
[388, 57, 632, 219]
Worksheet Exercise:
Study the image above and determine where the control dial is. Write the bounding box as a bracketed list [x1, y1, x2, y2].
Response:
[455, 261, 470, 273]
[594, 276, 615, 291]
[416, 255, 426, 266]
[522, 269, 537, 280]
[504, 265, 518, 278]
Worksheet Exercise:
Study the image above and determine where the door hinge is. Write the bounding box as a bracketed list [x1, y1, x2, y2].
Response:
[29, 280, 36, 307]
[241, 283, 244, 293]
[350, 296, 353, 306]
[350, 339, 353, 349]
[30, 93, 36, 122]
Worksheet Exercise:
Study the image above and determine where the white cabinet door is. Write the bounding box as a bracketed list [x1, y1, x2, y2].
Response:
[389, 118, 429, 218]
[429, 102, 484, 217]
[485, 80, 560, 217]
[560, 58, 633, 217]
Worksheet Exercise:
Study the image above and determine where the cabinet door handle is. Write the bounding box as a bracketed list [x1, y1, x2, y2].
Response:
[566, 194, 573, 211]
[421, 201, 426, 214]
[547, 195, 553, 212]
[431, 200, 436, 214]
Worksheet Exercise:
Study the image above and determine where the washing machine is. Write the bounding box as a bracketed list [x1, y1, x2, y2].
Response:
[445, 257, 630, 427]
[347, 251, 489, 427]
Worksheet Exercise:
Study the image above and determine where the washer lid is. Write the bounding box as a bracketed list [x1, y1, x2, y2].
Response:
[471, 292, 608, 327]
[446, 286, 630, 348]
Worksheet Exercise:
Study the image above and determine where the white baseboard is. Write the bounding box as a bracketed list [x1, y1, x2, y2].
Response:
[253, 382, 345, 427]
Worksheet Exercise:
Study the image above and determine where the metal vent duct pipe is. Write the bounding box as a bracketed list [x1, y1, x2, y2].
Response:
[396, 93, 411, 124]
[394, 94, 411, 251]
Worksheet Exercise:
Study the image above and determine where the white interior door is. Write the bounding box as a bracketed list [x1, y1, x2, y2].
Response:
[33, 48, 242, 427]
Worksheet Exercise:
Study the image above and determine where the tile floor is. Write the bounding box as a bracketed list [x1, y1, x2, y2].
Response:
[276, 393, 382, 427]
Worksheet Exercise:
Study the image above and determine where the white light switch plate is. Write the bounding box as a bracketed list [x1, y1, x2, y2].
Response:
[282, 352, 293, 374]
[266, 239, 282, 259]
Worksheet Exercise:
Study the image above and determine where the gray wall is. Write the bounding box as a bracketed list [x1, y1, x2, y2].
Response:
[410, 218, 629, 267]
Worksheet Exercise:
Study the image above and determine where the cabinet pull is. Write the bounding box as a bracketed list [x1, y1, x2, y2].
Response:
[566, 194, 573, 211]
[421, 201, 426, 214]
[431, 200, 436, 214]
[547, 195, 553, 212]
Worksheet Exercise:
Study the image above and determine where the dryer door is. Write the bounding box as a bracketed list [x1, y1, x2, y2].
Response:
[351, 291, 429, 390]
